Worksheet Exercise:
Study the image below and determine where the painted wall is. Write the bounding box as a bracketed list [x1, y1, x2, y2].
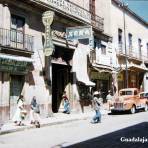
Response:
[111, 1, 148, 63]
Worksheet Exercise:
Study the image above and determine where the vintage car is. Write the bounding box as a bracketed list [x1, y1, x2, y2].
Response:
[139, 92, 148, 99]
[110, 88, 148, 114]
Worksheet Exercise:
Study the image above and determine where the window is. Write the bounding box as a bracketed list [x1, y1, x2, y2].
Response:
[118, 29, 122, 44]
[138, 38, 142, 56]
[11, 15, 25, 45]
[101, 44, 106, 55]
[128, 33, 132, 47]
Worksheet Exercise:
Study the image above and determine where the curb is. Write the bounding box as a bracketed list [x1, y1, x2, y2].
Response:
[0, 111, 109, 136]
[0, 116, 90, 135]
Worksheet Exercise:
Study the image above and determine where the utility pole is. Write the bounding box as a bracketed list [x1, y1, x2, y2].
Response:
[122, 0, 128, 88]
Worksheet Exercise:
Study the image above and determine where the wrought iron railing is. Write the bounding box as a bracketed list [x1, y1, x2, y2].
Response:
[0, 28, 34, 52]
[117, 43, 148, 62]
[91, 14, 104, 31]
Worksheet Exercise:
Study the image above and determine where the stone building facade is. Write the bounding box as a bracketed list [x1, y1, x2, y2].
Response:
[110, 0, 148, 91]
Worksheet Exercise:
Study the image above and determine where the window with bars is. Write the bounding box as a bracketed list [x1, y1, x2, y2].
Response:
[11, 15, 25, 47]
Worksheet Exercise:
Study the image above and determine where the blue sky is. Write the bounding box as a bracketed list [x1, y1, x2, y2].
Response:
[123, 0, 148, 22]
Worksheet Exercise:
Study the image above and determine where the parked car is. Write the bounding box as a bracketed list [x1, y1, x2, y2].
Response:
[139, 92, 148, 99]
[110, 88, 148, 114]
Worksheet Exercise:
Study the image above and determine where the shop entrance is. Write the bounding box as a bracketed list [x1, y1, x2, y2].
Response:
[9, 75, 24, 119]
[52, 64, 71, 113]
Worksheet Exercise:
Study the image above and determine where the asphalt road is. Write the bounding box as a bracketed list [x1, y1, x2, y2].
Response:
[0, 111, 148, 148]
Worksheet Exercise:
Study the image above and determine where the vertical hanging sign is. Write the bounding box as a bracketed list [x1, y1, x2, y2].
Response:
[42, 11, 55, 56]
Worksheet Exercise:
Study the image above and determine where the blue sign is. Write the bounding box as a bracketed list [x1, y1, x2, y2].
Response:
[66, 26, 92, 40]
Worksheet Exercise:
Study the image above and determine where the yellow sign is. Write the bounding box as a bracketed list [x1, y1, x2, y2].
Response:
[118, 73, 123, 81]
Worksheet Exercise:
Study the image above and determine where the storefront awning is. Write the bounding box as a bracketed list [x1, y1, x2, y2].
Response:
[120, 63, 148, 72]
[0, 54, 34, 63]
[92, 63, 113, 73]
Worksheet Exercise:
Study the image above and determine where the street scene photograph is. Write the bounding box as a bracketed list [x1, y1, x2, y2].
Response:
[0, 0, 148, 148]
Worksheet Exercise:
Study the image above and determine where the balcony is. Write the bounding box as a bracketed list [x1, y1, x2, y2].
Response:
[116, 44, 148, 62]
[0, 28, 34, 53]
[33, 0, 104, 31]
[91, 15, 104, 31]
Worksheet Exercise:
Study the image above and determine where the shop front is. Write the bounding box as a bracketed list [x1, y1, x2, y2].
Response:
[0, 54, 33, 121]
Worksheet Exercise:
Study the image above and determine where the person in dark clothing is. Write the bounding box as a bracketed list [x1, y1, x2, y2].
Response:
[30, 96, 40, 128]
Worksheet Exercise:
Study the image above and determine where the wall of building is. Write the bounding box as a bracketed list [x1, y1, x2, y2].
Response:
[111, 1, 148, 59]
[69, 0, 89, 10]
[0, 2, 51, 120]
[95, 0, 112, 36]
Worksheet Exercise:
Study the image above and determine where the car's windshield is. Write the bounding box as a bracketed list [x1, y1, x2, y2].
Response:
[120, 91, 132, 96]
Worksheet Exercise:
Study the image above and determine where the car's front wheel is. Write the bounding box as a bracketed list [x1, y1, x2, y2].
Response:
[130, 105, 136, 114]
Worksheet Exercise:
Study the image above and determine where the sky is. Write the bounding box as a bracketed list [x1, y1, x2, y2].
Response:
[123, 0, 148, 22]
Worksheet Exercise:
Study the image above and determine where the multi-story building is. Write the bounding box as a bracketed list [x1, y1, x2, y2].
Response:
[0, 0, 109, 122]
[110, 0, 148, 91]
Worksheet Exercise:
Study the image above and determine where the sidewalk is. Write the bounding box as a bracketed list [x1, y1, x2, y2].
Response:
[0, 109, 109, 135]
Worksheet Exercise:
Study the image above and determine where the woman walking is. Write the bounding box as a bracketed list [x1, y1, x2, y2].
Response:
[12, 95, 26, 126]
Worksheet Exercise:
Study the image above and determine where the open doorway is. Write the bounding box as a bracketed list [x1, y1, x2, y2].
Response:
[52, 64, 71, 113]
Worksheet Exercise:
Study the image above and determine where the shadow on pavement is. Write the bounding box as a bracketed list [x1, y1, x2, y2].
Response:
[64, 122, 148, 148]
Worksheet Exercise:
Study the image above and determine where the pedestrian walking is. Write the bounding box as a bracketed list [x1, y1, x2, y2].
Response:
[12, 95, 26, 126]
[62, 91, 70, 114]
[91, 91, 102, 124]
[106, 90, 113, 110]
[30, 96, 41, 128]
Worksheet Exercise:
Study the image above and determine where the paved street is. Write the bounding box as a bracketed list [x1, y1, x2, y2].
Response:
[0, 111, 148, 148]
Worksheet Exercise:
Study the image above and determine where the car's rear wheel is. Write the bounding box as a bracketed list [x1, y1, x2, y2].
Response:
[144, 104, 148, 111]
[130, 105, 136, 114]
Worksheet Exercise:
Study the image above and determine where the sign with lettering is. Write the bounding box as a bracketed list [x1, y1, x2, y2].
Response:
[66, 26, 92, 40]
[39, 0, 91, 23]
[0, 58, 28, 74]
[42, 11, 55, 56]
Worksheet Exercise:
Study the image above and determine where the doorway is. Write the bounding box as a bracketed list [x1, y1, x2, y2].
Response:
[52, 64, 71, 113]
[9, 75, 24, 119]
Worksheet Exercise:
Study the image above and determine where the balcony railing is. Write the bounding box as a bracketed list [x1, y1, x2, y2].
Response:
[117, 43, 148, 62]
[36, 0, 104, 31]
[91, 15, 104, 31]
[0, 28, 34, 52]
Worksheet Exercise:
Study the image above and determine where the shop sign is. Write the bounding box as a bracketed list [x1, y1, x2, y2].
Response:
[42, 11, 55, 56]
[118, 73, 123, 81]
[91, 72, 109, 80]
[40, 0, 91, 23]
[0, 58, 28, 74]
[66, 26, 92, 40]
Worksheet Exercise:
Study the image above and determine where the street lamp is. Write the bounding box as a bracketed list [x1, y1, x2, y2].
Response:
[122, 1, 128, 88]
